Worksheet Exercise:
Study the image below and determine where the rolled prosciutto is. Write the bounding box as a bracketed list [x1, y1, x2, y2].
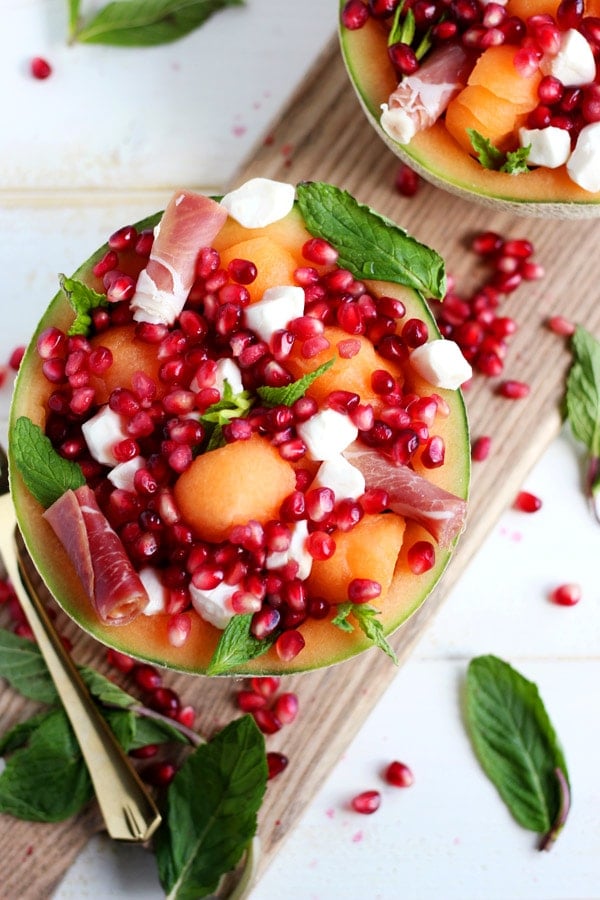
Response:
[131, 189, 228, 326]
[344, 442, 467, 548]
[44, 485, 149, 624]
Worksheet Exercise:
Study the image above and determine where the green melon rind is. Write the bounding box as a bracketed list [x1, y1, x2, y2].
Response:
[9, 207, 470, 676]
[338, 9, 600, 219]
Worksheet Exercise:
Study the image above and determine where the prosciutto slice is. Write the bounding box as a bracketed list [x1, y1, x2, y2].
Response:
[380, 43, 473, 145]
[344, 443, 467, 548]
[44, 485, 149, 625]
[131, 189, 227, 326]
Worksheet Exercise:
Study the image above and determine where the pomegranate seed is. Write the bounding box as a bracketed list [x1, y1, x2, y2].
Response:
[178, 705, 196, 728]
[497, 379, 530, 399]
[302, 237, 339, 266]
[472, 231, 503, 255]
[132, 663, 162, 691]
[143, 761, 177, 787]
[135, 230, 154, 257]
[402, 318, 428, 347]
[348, 578, 382, 603]
[108, 225, 137, 251]
[228, 257, 258, 284]
[407, 540, 435, 575]
[388, 41, 420, 75]
[267, 751, 289, 779]
[130, 744, 159, 760]
[550, 582, 582, 606]
[148, 687, 181, 715]
[253, 708, 282, 735]
[471, 435, 492, 462]
[30, 56, 52, 79]
[394, 163, 420, 197]
[106, 648, 135, 673]
[514, 490, 542, 513]
[306, 530, 336, 561]
[351, 790, 381, 814]
[273, 691, 299, 724]
[251, 606, 281, 639]
[237, 690, 268, 712]
[168, 613, 191, 647]
[547, 315, 575, 337]
[557, 0, 584, 28]
[9, 346, 25, 370]
[385, 760, 414, 787]
[250, 676, 281, 697]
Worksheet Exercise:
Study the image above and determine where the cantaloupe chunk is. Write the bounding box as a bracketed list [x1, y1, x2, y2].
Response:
[89, 323, 163, 405]
[585, 0, 600, 14]
[467, 45, 542, 111]
[286, 326, 404, 407]
[505, 0, 557, 17]
[219, 236, 299, 303]
[212, 208, 311, 261]
[445, 85, 526, 153]
[307, 513, 406, 604]
[173, 434, 296, 543]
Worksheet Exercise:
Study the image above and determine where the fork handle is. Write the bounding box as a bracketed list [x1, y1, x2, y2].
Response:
[2, 532, 162, 842]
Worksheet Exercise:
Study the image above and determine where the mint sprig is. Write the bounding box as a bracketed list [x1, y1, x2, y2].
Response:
[206, 613, 275, 675]
[59, 274, 108, 336]
[296, 182, 446, 300]
[565, 325, 600, 521]
[465, 655, 570, 850]
[468, 130, 531, 174]
[71, 0, 244, 47]
[11, 416, 85, 509]
[332, 603, 398, 664]
[257, 358, 335, 407]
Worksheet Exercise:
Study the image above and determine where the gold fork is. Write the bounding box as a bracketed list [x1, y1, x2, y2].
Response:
[0, 446, 162, 842]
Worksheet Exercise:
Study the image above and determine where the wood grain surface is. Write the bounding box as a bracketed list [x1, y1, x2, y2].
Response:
[1, 35, 599, 899]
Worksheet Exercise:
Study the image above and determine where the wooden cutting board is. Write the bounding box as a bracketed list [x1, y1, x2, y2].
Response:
[2, 34, 600, 900]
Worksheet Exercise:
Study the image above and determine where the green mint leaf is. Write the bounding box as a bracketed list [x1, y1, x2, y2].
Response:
[0, 708, 92, 822]
[501, 144, 531, 174]
[0, 710, 54, 756]
[257, 358, 335, 407]
[331, 602, 355, 633]
[67, 0, 82, 39]
[79, 666, 136, 709]
[465, 655, 570, 846]
[388, 0, 408, 45]
[199, 384, 254, 425]
[351, 604, 398, 664]
[566, 326, 600, 458]
[0, 628, 58, 704]
[296, 182, 446, 300]
[59, 274, 108, 336]
[154, 715, 267, 899]
[206, 614, 275, 675]
[12, 416, 85, 508]
[468, 129, 505, 169]
[74, 0, 244, 47]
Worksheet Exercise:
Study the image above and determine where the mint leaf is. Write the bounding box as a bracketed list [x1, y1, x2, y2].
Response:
[0, 711, 54, 756]
[155, 716, 267, 899]
[566, 326, 600, 458]
[465, 655, 570, 848]
[12, 416, 85, 508]
[501, 145, 531, 174]
[331, 603, 398, 662]
[0, 628, 58, 704]
[468, 129, 505, 169]
[0, 709, 93, 822]
[59, 274, 108, 336]
[257, 358, 335, 407]
[74, 0, 244, 47]
[199, 382, 254, 425]
[206, 614, 275, 675]
[67, 0, 82, 40]
[296, 182, 446, 300]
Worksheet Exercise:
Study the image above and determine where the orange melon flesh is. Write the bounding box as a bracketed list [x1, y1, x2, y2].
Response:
[505, 0, 557, 18]
[307, 513, 406, 604]
[466, 45, 542, 111]
[339, 10, 600, 215]
[445, 85, 528, 153]
[9, 207, 470, 675]
[89, 323, 164, 404]
[173, 435, 296, 543]
[218, 236, 299, 304]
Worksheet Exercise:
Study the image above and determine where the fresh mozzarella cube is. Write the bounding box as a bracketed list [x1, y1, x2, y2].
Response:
[244, 285, 305, 342]
[567, 122, 600, 192]
[189, 581, 236, 630]
[220, 178, 295, 228]
[266, 520, 312, 581]
[311, 455, 365, 501]
[215, 357, 244, 396]
[297, 408, 359, 460]
[380, 104, 417, 145]
[107, 456, 145, 491]
[81, 405, 128, 466]
[409, 339, 472, 390]
[518, 125, 571, 168]
[139, 567, 167, 616]
[541, 28, 596, 86]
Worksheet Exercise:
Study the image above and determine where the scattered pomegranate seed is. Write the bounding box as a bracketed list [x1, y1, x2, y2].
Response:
[497, 379, 531, 399]
[385, 760, 414, 787]
[395, 163, 420, 197]
[253, 707, 283, 735]
[267, 751, 289, 779]
[471, 435, 491, 462]
[142, 761, 178, 787]
[550, 582, 582, 606]
[514, 490, 542, 513]
[237, 690, 268, 712]
[251, 676, 281, 697]
[30, 56, 52, 79]
[547, 315, 576, 337]
[351, 789, 381, 814]
[132, 663, 163, 692]
[9, 346, 25, 370]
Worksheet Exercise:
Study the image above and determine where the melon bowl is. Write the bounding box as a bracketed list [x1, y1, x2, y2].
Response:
[339, 0, 600, 218]
[8, 180, 470, 677]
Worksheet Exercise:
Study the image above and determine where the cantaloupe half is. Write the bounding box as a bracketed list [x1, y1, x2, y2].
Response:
[338, 3, 600, 218]
[9, 202, 469, 676]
